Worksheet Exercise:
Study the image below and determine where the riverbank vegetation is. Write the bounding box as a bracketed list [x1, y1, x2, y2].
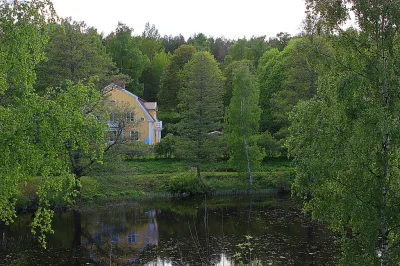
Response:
[3, 0, 400, 264]
[15, 157, 294, 207]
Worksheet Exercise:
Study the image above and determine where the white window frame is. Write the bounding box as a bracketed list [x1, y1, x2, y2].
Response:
[106, 129, 118, 142]
[129, 112, 135, 122]
[130, 130, 140, 141]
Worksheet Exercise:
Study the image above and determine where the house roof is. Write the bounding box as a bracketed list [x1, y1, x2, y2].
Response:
[103, 83, 158, 122]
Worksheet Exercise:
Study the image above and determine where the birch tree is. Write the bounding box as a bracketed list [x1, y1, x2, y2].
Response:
[288, 1, 400, 265]
[225, 64, 264, 189]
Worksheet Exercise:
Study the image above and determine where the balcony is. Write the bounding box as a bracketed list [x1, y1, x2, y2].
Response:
[155, 121, 163, 130]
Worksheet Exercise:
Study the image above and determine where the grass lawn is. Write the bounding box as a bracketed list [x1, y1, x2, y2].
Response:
[80, 157, 295, 201]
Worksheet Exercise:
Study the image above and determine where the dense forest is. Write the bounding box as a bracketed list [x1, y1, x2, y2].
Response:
[2, 0, 400, 265]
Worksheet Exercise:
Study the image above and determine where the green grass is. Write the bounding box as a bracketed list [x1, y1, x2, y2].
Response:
[80, 157, 295, 201]
[15, 157, 295, 207]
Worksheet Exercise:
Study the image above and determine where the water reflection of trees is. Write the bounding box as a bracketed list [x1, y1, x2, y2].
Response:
[0, 197, 338, 265]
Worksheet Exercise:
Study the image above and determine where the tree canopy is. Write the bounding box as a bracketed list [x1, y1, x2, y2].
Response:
[288, 1, 400, 265]
[0, 0, 106, 247]
[225, 63, 264, 187]
[105, 23, 149, 96]
[35, 18, 117, 92]
[176, 51, 224, 180]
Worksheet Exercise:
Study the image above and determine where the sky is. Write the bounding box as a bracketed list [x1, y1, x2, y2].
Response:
[51, 0, 307, 40]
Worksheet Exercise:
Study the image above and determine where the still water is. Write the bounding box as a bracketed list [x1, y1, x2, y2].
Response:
[0, 196, 338, 265]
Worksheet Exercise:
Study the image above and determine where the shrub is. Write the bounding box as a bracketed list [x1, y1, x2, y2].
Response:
[168, 171, 203, 195]
[155, 133, 176, 158]
[257, 131, 281, 157]
[124, 141, 153, 159]
[272, 171, 295, 193]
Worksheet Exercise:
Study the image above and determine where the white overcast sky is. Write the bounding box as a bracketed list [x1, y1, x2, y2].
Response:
[51, 0, 307, 40]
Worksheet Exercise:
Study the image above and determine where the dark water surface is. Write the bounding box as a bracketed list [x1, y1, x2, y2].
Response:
[0, 196, 338, 265]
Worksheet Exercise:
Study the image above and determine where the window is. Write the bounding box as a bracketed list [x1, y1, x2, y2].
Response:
[123, 112, 134, 122]
[110, 112, 118, 122]
[128, 112, 135, 122]
[140, 117, 145, 122]
[106, 130, 118, 142]
[127, 232, 137, 244]
[130, 130, 139, 141]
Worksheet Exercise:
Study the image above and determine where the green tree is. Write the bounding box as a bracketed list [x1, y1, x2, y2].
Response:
[222, 60, 254, 108]
[257, 37, 321, 155]
[257, 48, 285, 134]
[226, 37, 268, 67]
[210, 37, 233, 63]
[105, 23, 149, 96]
[162, 34, 186, 54]
[225, 64, 264, 188]
[0, 1, 107, 247]
[267, 32, 291, 51]
[34, 18, 117, 92]
[288, 1, 400, 265]
[228, 39, 248, 62]
[158, 44, 196, 111]
[188, 33, 210, 52]
[139, 22, 164, 60]
[141, 51, 170, 101]
[0, 0, 57, 244]
[176, 52, 224, 180]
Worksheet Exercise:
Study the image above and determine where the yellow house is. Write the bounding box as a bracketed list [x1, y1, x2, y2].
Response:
[103, 83, 162, 145]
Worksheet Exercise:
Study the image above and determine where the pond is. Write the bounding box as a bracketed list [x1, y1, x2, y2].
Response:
[0, 196, 338, 265]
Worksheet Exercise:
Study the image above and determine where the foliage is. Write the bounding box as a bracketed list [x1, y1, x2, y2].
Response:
[225, 36, 269, 68]
[233, 236, 259, 266]
[162, 34, 186, 54]
[288, 1, 400, 265]
[123, 141, 154, 160]
[35, 18, 117, 92]
[0, 0, 63, 247]
[0, 0, 109, 247]
[257, 37, 321, 155]
[158, 44, 196, 111]
[105, 139, 153, 160]
[140, 51, 170, 101]
[105, 23, 149, 96]
[138, 22, 164, 60]
[154, 133, 177, 158]
[222, 60, 254, 108]
[176, 51, 225, 179]
[54, 81, 107, 178]
[209, 37, 233, 63]
[256, 131, 281, 157]
[72, 158, 294, 201]
[0, 0, 54, 103]
[188, 33, 211, 51]
[225, 63, 265, 186]
[168, 171, 204, 194]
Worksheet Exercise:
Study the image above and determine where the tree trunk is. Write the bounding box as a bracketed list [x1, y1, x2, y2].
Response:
[196, 164, 201, 181]
[244, 136, 253, 191]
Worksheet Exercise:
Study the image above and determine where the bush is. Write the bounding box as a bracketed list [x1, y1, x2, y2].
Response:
[257, 131, 282, 157]
[125, 141, 153, 159]
[272, 170, 295, 193]
[168, 171, 203, 195]
[108, 140, 154, 160]
[155, 133, 176, 158]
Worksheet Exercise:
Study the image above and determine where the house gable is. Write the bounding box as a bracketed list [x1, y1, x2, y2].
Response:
[103, 83, 162, 144]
